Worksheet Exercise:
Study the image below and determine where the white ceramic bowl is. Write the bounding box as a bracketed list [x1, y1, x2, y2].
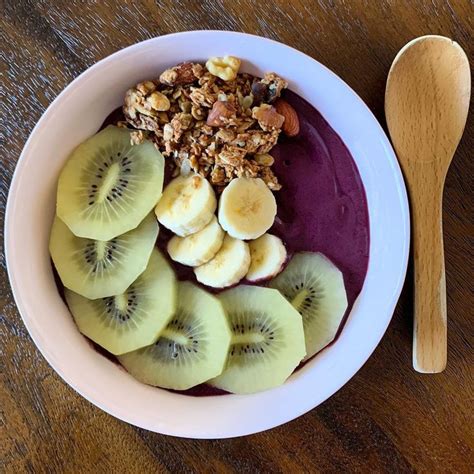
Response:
[5, 31, 409, 438]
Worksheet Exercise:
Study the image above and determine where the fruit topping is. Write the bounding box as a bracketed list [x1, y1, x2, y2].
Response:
[155, 174, 217, 237]
[210, 285, 305, 394]
[218, 177, 277, 240]
[56, 125, 164, 241]
[118, 282, 231, 390]
[246, 233, 287, 282]
[167, 215, 225, 267]
[50, 213, 158, 300]
[194, 234, 250, 289]
[65, 249, 177, 356]
[269, 252, 348, 360]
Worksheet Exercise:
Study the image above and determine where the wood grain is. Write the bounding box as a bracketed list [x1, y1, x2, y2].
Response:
[385, 36, 471, 373]
[1, 1, 473, 472]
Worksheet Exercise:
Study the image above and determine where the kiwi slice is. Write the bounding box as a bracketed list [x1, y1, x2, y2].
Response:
[57, 125, 164, 241]
[50, 213, 159, 299]
[269, 252, 348, 360]
[65, 249, 176, 355]
[118, 282, 231, 390]
[210, 285, 306, 394]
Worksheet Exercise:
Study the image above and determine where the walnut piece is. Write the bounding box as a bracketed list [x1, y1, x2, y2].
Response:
[206, 56, 241, 81]
[252, 104, 285, 130]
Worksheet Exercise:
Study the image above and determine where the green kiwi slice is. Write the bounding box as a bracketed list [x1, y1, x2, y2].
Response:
[57, 125, 164, 241]
[269, 252, 348, 360]
[65, 249, 176, 355]
[210, 285, 306, 394]
[118, 282, 231, 390]
[50, 213, 159, 299]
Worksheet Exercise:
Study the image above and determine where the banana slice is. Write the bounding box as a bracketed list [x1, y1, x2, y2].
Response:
[155, 174, 216, 236]
[167, 216, 225, 267]
[246, 233, 287, 282]
[218, 178, 277, 240]
[194, 234, 250, 288]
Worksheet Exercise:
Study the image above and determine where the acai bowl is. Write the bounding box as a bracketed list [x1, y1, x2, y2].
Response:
[5, 31, 409, 438]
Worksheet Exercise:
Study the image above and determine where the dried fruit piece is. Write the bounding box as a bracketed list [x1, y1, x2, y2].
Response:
[251, 80, 268, 104]
[252, 104, 285, 131]
[251, 73, 288, 104]
[206, 56, 241, 81]
[206, 101, 236, 127]
[274, 99, 300, 137]
[261, 72, 288, 102]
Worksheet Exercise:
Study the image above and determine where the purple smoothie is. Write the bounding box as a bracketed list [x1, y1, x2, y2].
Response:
[85, 89, 370, 396]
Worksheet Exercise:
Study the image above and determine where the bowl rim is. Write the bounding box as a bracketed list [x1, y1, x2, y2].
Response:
[5, 30, 410, 438]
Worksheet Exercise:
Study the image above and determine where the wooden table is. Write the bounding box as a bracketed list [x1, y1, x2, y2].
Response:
[1, 1, 472, 472]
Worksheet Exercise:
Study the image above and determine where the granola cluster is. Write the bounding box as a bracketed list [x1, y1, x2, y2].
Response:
[121, 57, 289, 192]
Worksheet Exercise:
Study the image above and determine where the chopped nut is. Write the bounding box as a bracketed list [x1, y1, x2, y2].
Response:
[206, 56, 241, 81]
[159, 62, 200, 86]
[252, 104, 285, 130]
[255, 153, 275, 167]
[206, 101, 236, 127]
[148, 91, 171, 111]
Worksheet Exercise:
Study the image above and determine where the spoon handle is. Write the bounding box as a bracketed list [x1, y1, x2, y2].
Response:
[411, 190, 447, 373]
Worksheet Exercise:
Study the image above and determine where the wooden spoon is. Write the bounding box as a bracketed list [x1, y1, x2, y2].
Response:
[385, 35, 470, 373]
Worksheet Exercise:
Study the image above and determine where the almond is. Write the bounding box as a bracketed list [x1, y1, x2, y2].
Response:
[274, 99, 300, 137]
[206, 101, 236, 127]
